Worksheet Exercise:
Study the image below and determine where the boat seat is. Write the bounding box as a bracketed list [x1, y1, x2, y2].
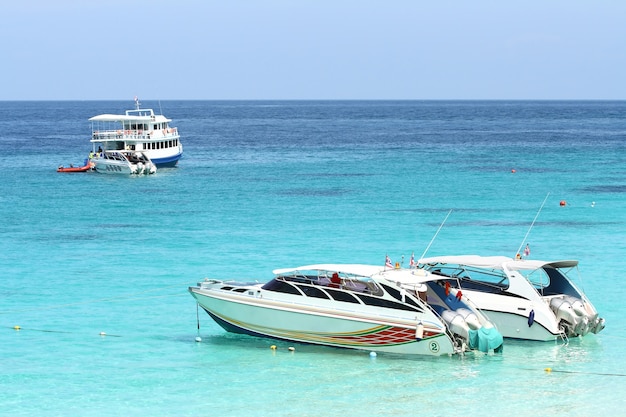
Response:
[317, 277, 331, 286]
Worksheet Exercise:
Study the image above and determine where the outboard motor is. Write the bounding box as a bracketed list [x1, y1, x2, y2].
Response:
[550, 296, 596, 336]
[590, 317, 606, 334]
[550, 297, 578, 331]
[441, 309, 503, 353]
[455, 308, 481, 331]
[441, 310, 471, 340]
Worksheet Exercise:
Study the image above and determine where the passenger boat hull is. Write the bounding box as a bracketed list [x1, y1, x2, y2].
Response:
[150, 149, 183, 167]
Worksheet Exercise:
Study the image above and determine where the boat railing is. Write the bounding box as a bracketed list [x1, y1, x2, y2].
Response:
[92, 127, 179, 141]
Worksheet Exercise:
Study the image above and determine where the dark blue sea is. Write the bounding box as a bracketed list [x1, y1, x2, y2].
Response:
[1, 100, 625, 416]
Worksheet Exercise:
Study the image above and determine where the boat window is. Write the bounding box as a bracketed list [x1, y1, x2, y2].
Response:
[295, 285, 331, 299]
[426, 264, 509, 289]
[523, 268, 550, 291]
[355, 293, 421, 312]
[261, 279, 302, 296]
[526, 267, 579, 297]
[380, 283, 402, 301]
[324, 289, 360, 303]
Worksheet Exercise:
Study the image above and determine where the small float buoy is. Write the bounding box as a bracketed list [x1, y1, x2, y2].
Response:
[13, 325, 21, 331]
[195, 336, 202, 343]
[511, 169, 516, 173]
[415, 322, 424, 340]
[270, 345, 277, 350]
[288, 346, 295, 352]
[559, 200, 567, 207]
[370, 351, 377, 358]
[544, 367, 552, 373]
[591, 201, 595, 207]
[99, 331, 106, 336]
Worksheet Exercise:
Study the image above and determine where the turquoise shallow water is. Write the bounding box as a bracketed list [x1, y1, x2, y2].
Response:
[1, 101, 625, 416]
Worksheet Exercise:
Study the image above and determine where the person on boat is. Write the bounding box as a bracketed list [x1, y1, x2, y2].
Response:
[330, 273, 341, 288]
[88, 151, 94, 159]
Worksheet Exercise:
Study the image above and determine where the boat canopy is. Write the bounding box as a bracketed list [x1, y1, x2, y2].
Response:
[272, 264, 384, 277]
[273, 264, 440, 286]
[89, 113, 171, 123]
[419, 255, 578, 271]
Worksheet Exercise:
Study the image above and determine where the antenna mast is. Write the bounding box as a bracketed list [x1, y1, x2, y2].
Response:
[419, 209, 452, 260]
[515, 193, 550, 257]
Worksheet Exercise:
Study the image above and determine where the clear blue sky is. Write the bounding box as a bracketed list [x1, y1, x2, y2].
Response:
[2, 0, 625, 100]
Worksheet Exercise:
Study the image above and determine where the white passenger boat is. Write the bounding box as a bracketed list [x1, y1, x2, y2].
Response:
[89, 98, 183, 167]
[92, 150, 157, 175]
[418, 255, 605, 341]
[189, 264, 503, 356]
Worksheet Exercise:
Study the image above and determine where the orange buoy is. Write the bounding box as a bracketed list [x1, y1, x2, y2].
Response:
[511, 169, 516, 173]
[559, 200, 567, 207]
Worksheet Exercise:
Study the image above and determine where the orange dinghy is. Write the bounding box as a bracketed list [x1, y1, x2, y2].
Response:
[57, 159, 93, 173]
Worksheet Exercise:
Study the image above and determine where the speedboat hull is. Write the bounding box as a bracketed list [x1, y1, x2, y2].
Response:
[93, 151, 157, 175]
[189, 265, 504, 356]
[93, 159, 135, 174]
[191, 285, 454, 355]
[419, 255, 605, 341]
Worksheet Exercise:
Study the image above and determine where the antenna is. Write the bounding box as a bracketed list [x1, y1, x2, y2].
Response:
[515, 192, 550, 257]
[419, 209, 452, 261]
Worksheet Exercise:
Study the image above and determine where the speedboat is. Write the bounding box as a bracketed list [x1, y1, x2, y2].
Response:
[89, 97, 183, 167]
[189, 264, 503, 356]
[92, 150, 156, 175]
[418, 255, 605, 341]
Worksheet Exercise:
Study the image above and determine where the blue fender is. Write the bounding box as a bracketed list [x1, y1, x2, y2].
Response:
[528, 309, 535, 327]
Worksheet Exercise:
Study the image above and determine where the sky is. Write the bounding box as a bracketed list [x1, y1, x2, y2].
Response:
[1, 0, 625, 100]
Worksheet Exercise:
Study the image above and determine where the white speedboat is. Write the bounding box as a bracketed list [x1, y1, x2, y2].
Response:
[418, 255, 605, 341]
[93, 150, 156, 175]
[89, 97, 183, 167]
[189, 264, 503, 356]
